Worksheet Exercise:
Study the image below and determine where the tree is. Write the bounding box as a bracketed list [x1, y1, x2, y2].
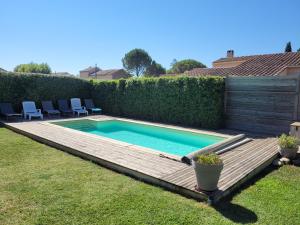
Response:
[170, 59, 177, 68]
[167, 59, 206, 74]
[144, 60, 166, 77]
[285, 42, 292, 52]
[14, 62, 51, 74]
[122, 49, 152, 77]
[297, 48, 300, 52]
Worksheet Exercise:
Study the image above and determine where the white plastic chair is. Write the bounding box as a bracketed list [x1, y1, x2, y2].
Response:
[22, 101, 43, 120]
[70, 98, 88, 117]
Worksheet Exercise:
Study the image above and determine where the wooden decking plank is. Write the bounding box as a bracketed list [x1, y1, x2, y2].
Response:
[160, 138, 278, 191]
[218, 145, 278, 190]
[220, 138, 272, 160]
[219, 139, 277, 178]
[218, 153, 276, 192]
[218, 141, 277, 183]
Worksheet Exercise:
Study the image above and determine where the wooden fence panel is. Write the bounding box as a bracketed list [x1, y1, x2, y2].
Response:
[225, 76, 300, 135]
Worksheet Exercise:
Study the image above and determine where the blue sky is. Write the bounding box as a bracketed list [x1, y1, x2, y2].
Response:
[1, 0, 300, 75]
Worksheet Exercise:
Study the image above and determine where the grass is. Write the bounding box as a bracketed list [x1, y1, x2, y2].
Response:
[0, 127, 299, 225]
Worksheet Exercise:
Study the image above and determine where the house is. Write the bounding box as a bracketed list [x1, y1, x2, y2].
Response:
[186, 50, 300, 77]
[79, 66, 101, 78]
[79, 66, 130, 80]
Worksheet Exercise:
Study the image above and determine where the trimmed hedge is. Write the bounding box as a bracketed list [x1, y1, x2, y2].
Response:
[0, 73, 225, 128]
[91, 76, 225, 129]
[0, 72, 91, 110]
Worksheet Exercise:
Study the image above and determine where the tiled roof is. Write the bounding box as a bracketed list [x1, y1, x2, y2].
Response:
[80, 66, 101, 73]
[91, 69, 126, 76]
[97, 69, 123, 76]
[187, 52, 300, 76]
[213, 55, 255, 63]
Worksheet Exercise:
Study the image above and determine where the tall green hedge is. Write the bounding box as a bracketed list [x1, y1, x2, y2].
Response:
[0, 73, 225, 128]
[0, 72, 91, 110]
[91, 76, 225, 129]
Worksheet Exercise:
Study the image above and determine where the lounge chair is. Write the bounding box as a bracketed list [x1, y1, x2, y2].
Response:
[57, 99, 73, 116]
[84, 99, 102, 114]
[42, 101, 61, 116]
[0, 103, 22, 120]
[22, 101, 43, 120]
[70, 98, 88, 117]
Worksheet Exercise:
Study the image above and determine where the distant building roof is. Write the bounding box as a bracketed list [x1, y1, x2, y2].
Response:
[213, 55, 254, 63]
[80, 66, 101, 73]
[186, 52, 300, 77]
[90, 69, 127, 77]
[51, 72, 74, 77]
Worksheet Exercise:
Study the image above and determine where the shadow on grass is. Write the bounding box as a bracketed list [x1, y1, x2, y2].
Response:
[213, 165, 279, 223]
[293, 153, 300, 167]
[214, 202, 257, 223]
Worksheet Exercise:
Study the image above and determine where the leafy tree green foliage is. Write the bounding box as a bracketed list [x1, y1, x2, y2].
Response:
[0, 72, 90, 110]
[297, 48, 300, 52]
[122, 49, 152, 77]
[91, 76, 225, 129]
[14, 62, 52, 74]
[167, 59, 206, 74]
[285, 42, 292, 52]
[144, 60, 166, 77]
[170, 59, 177, 68]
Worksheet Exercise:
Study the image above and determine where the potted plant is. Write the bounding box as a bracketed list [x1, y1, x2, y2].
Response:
[278, 134, 299, 159]
[192, 153, 223, 191]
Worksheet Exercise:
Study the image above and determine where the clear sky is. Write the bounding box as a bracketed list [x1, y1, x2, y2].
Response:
[1, 0, 300, 75]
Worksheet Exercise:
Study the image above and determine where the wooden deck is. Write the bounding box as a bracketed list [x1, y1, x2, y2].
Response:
[2, 116, 279, 204]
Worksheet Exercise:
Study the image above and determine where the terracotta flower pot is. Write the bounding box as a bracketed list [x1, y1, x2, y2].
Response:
[278, 146, 298, 159]
[192, 159, 223, 191]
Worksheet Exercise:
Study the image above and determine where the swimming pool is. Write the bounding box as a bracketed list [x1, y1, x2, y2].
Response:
[52, 119, 227, 157]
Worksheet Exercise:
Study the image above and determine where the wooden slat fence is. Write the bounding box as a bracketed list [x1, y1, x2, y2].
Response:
[225, 75, 300, 135]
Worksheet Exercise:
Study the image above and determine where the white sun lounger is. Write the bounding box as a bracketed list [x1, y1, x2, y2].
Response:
[70, 98, 88, 117]
[22, 101, 43, 120]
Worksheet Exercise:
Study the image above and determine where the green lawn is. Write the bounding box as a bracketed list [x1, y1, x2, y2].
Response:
[0, 127, 299, 225]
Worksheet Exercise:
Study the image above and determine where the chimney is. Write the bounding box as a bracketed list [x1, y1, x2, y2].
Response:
[227, 50, 234, 58]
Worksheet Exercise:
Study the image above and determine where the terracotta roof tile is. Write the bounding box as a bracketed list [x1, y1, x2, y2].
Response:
[80, 66, 101, 73]
[187, 52, 300, 77]
[213, 55, 254, 63]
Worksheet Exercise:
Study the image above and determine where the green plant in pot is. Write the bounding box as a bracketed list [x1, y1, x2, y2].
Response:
[192, 153, 223, 192]
[278, 134, 299, 159]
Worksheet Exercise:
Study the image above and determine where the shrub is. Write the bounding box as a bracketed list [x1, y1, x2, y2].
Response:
[14, 62, 52, 74]
[144, 60, 166, 76]
[0, 72, 91, 110]
[194, 153, 223, 165]
[168, 59, 206, 74]
[91, 76, 225, 129]
[278, 134, 298, 149]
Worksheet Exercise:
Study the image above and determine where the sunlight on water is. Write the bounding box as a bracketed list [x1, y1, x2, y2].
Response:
[52, 119, 225, 156]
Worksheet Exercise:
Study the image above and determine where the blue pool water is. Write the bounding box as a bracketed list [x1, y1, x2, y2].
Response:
[52, 119, 225, 157]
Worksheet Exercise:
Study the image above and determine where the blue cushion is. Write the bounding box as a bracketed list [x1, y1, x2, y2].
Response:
[91, 108, 102, 112]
